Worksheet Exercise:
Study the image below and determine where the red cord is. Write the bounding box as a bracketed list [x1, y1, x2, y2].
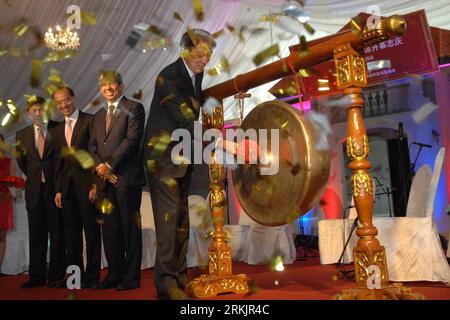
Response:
[287, 54, 304, 113]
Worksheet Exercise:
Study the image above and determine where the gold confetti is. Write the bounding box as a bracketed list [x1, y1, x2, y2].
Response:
[303, 22, 315, 35]
[298, 35, 308, 56]
[160, 176, 177, 192]
[269, 256, 285, 271]
[96, 218, 104, 225]
[164, 211, 174, 222]
[30, 59, 42, 88]
[132, 89, 143, 100]
[42, 49, 76, 63]
[260, 14, 280, 23]
[66, 293, 77, 300]
[226, 24, 235, 33]
[252, 44, 279, 66]
[0, 48, 7, 57]
[147, 25, 164, 36]
[179, 102, 195, 120]
[173, 11, 184, 22]
[13, 22, 29, 37]
[207, 56, 230, 76]
[141, 38, 173, 51]
[212, 29, 224, 39]
[148, 132, 171, 156]
[192, 0, 204, 21]
[61, 147, 95, 169]
[81, 11, 97, 26]
[351, 16, 362, 35]
[298, 68, 313, 77]
[99, 198, 114, 214]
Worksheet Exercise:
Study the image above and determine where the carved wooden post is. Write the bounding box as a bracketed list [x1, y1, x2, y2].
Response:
[332, 43, 424, 300]
[186, 103, 250, 298]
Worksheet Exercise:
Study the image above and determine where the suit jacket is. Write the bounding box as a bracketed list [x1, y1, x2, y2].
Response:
[16, 120, 60, 210]
[89, 96, 145, 190]
[142, 58, 204, 178]
[54, 110, 95, 198]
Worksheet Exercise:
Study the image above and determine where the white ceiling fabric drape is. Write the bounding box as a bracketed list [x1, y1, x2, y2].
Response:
[0, 0, 448, 137]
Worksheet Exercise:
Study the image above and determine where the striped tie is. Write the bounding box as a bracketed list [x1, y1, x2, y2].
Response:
[105, 105, 114, 134]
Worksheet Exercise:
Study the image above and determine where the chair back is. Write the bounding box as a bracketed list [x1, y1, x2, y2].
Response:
[406, 164, 432, 217]
[188, 195, 210, 226]
[425, 147, 446, 218]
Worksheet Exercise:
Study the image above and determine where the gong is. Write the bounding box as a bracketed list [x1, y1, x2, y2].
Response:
[232, 100, 331, 226]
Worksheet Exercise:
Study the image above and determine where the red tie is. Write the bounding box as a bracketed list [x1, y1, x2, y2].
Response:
[105, 105, 114, 134]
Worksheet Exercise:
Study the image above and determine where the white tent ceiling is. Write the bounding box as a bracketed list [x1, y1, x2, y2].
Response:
[0, 0, 449, 138]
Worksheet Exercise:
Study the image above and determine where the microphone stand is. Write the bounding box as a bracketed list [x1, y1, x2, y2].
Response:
[373, 176, 392, 217]
[411, 144, 425, 175]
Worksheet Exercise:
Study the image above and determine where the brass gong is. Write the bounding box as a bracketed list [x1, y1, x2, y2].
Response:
[232, 100, 331, 226]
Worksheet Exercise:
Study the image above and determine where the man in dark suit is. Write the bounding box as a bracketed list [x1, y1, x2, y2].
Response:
[142, 29, 216, 299]
[52, 87, 101, 289]
[15, 96, 66, 288]
[90, 71, 145, 290]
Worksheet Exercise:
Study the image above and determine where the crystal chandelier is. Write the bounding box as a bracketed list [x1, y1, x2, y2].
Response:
[44, 25, 80, 51]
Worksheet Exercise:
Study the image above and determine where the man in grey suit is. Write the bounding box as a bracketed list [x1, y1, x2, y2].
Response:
[89, 71, 145, 290]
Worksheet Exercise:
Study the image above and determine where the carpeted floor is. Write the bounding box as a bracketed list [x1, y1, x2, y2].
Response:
[0, 257, 449, 300]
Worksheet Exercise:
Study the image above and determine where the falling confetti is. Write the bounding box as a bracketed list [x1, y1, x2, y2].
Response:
[179, 102, 195, 120]
[30, 59, 42, 88]
[351, 16, 362, 35]
[147, 25, 164, 36]
[12, 22, 28, 37]
[61, 147, 95, 169]
[207, 56, 230, 76]
[66, 293, 77, 300]
[148, 132, 171, 156]
[161, 176, 178, 193]
[303, 22, 315, 35]
[98, 198, 114, 214]
[260, 14, 280, 24]
[298, 35, 308, 56]
[252, 44, 279, 66]
[132, 89, 143, 100]
[212, 29, 224, 39]
[192, 0, 204, 21]
[269, 256, 285, 271]
[411, 101, 438, 123]
[80, 11, 97, 25]
[173, 12, 184, 22]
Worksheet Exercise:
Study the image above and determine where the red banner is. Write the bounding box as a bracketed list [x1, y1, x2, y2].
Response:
[295, 10, 439, 99]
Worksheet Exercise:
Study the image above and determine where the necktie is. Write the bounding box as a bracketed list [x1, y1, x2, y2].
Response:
[105, 105, 114, 134]
[65, 119, 73, 146]
[36, 127, 45, 182]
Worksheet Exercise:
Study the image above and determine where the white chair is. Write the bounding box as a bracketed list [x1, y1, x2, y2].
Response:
[372, 147, 450, 282]
[318, 148, 450, 283]
[405, 165, 432, 217]
[240, 208, 297, 265]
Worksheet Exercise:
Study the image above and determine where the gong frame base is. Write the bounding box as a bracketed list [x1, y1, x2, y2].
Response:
[186, 273, 250, 298]
[332, 283, 425, 300]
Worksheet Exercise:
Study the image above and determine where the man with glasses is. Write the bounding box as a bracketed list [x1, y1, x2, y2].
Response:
[90, 71, 145, 290]
[142, 29, 216, 299]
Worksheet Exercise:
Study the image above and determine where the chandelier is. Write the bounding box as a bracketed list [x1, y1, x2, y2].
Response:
[44, 25, 80, 51]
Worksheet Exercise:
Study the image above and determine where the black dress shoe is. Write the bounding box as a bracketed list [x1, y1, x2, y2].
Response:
[93, 279, 120, 290]
[116, 281, 140, 291]
[20, 279, 46, 289]
[48, 279, 66, 288]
